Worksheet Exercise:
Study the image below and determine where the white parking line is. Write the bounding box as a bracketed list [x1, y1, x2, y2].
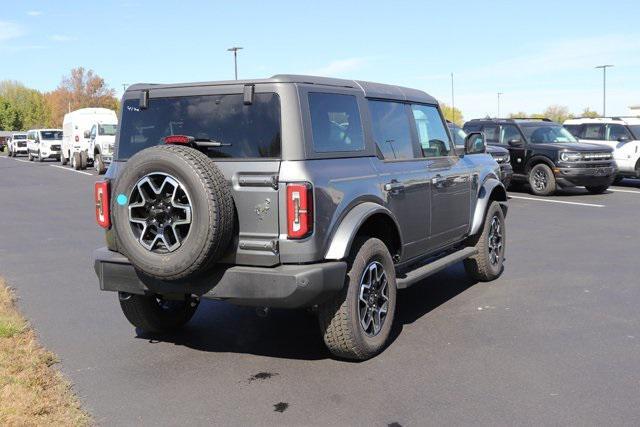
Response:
[509, 195, 604, 208]
[609, 188, 640, 194]
[14, 158, 31, 163]
[50, 164, 93, 176]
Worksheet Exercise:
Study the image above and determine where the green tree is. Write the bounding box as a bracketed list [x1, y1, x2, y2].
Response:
[580, 107, 599, 118]
[0, 96, 22, 130]
[440, 103, 464, 125]
[0, 81, 50, 129]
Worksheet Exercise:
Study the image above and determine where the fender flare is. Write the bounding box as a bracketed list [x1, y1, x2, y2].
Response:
[525, 155, 555, 173]
[469, 178, 507, 236]
[325, 202, 401, 260]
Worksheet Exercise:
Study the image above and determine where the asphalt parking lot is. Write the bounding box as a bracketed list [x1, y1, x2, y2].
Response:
[1, 154, 640, 426]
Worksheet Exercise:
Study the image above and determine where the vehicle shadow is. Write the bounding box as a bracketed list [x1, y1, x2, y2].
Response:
[507, 183, 607, 197]
[135, 263, 477, 361]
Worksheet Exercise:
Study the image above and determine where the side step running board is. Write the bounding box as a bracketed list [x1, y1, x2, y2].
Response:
[396, 247, 478, 289]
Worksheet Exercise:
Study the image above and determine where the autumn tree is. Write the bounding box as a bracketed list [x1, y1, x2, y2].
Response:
[45, 67, 119, 127]
[440, 103, 464, 125]
[580, 107, 599, 118]
[542, 105, 573, 123]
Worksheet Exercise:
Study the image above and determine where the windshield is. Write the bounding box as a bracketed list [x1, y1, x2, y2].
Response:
[448, 125, 467, 146]
[40, 131, 62, 140]
[118, 93, 281, 159]
[13, 134, 27, 140]
[98, 124, 117, 136]
[522, 125, 577, 144]
[628, 125, 640, 140]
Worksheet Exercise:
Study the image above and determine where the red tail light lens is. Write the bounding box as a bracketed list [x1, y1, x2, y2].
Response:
[163, 135, 193, 145]
[75, 135, 79, 142]
[94, 180, 111, 229]
[287, 183, 313, 239]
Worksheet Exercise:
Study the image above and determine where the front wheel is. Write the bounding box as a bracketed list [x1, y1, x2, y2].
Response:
[318, 237, 397, 360]
[119, 293, 199, 333]
[612, 176, 623, 185]
[28, 151, 33, 161]
[528, 163, 556, 196]
[94, 153, 107, 174]
[585, 185, 609, 194]
[37, 150, 44, 162]
[464, 201, 506, 281]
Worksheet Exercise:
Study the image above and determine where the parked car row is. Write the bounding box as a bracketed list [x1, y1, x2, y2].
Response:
[5, 107, 118, 175]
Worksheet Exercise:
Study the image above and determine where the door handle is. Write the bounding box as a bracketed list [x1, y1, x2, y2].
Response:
[384, 181, 405, 192]
[431, 174, 447, 188]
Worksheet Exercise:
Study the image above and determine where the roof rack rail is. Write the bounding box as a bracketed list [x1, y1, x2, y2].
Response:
[510, 117, 552, 122]
[569, 116, 640, 120]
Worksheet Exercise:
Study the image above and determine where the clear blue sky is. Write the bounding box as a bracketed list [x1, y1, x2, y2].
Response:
[2, 0, 639, 119]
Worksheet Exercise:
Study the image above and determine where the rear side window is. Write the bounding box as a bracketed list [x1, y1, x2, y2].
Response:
[368, 100, 415, 160]
[564, 124, 582, 138]
[582, 124, 605, 140]
[118, 93, 281, 159]
[482, 125, 499, 143]
[607, 124, 632, 141]
[500, 125, 522, 144]
[308, 93, 364, 153]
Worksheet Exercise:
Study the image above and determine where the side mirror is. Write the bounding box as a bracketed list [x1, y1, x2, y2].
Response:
[617, 136, 630, 143]
[84, 130, 91, 139]
[508, 138, 523, 147]
[465, 132, 486, 155]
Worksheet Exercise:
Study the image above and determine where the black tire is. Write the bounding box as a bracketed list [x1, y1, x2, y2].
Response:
[464, 201, 506, 282]
[72, 152, 82, 170]
[612, 176, 623, 185]
[528, 163, 556, 196]
[37, 150, 44, 162]
[585, 185, 609, 194]
[119, 293, 199, 333]
[80, 151, 88, 170]
[94, 153, 107, 174]
[318, 237, 397, 360]
[28, 151, 33, 161]
[112, 145, 234, 281]
[61, 153, 68, 165]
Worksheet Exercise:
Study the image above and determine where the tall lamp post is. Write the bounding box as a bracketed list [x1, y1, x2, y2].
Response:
[497, 92, 503, 118]
[451, 72, 455, 123]
[595, 64, 613, 116]
[227, 46, 243, 80]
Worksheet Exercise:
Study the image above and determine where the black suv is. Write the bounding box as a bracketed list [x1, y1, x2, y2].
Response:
[463, 118, 616, 196]
[448, 122, 513, 187]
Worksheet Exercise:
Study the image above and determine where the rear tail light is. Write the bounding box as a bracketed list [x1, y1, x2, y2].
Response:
[286, 183, 313, 239]
[163, 135, 194, 145]
[75, 135, 79, 142]
[94, 180, 111, 229]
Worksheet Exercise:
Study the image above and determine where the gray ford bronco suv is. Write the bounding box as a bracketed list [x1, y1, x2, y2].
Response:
[93, 75, 508, 360]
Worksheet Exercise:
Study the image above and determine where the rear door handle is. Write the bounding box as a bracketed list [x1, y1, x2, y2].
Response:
[384, 181, 405, 192]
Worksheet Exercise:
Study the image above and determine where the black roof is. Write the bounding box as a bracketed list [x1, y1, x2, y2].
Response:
[127, 74, 437, 105]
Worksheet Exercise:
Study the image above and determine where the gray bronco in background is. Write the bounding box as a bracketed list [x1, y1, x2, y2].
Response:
[93, 75, 508, 360]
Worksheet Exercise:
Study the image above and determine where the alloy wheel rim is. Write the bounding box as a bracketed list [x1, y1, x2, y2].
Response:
[127, 173, 192, 253]
[488, 214, 503, 266]
[358, 261, 389, 337]
[533, 169, 547, 191]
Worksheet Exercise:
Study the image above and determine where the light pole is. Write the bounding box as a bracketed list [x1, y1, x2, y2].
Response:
[595, 65, 613, 116]
[227, 47, 243, 80]
[497, 92, 503, 118]
[451, 72, 455, 123]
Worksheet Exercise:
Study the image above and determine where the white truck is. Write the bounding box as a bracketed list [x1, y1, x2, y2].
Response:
[7, 132, 28, 157]
[62, 108, 118, 173]
[564, 117, 640, 182]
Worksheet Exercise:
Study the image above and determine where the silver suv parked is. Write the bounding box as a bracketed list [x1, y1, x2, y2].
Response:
[93, 75, 508, 360]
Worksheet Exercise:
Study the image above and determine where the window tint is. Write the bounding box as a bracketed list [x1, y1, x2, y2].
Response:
[448, 124, 466, 146]
[98, 124, 117, 136]
[40, 131, 62, 140]
[564, 124, 582, 138]
[368, 100, 415, 160]
[411, 104, 451, 157]
[500, 125, 521, 144]
[582, 124, 605, 140]
[309, 93, 364, 153]
[482, 125, 499, 143]
[607, 124, 632, 141]
[118, 93, 281, 159]
[90, 125, 97, 139]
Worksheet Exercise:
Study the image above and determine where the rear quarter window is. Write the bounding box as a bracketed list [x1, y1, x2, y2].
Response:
[117, 93, 281, 159]
[308, 92, 365, 153]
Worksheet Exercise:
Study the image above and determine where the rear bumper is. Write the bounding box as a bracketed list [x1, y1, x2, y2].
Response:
[555, 165, 617, 187]
[93, 247, 347, 309]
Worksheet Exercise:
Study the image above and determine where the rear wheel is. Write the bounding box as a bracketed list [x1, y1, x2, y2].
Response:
[528, 163, 556, 196]
[464, 201, 506, 281]
[119, 293, 199, 333]
[318, 237, 397, 360]
[585, 185, 609, 194]
[61, 152, 68, 165]
[80, 151, 88, 170]
[72, 152, 81, 170]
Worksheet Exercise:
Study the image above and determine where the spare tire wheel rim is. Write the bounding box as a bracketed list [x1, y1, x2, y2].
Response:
[128, 172, 193, 253]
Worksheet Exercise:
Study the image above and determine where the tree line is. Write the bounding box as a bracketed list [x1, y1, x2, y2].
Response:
[507, 105, 599, 123]
[0, 67, 119, 131]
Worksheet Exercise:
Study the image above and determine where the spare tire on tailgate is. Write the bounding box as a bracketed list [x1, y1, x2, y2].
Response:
[112, 145, 234, 280]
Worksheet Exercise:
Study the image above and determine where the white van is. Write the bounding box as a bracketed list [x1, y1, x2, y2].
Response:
[26, 129, 63, 161]
[62, 108, 117, 173]
[7, 132, 28, 157]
